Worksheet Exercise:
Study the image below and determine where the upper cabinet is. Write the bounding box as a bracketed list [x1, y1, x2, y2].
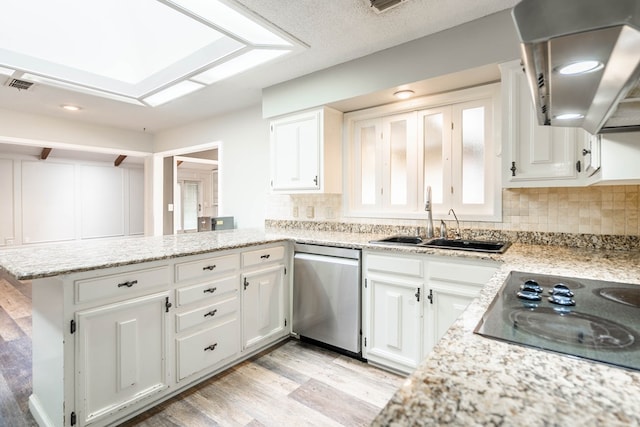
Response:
[270, 107, 343, 193]
[500, 60, 590, 187]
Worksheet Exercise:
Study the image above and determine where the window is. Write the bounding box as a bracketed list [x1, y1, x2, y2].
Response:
[345, 84, 500, 221]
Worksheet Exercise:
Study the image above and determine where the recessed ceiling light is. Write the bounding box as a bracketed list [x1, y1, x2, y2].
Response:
[557, 61, 603, 75]
[555, 113, 584, 120]
[61, 105, 82, 111]
[394, 90, 414, 99]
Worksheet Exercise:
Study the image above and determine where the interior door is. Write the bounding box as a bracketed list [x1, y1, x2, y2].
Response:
[181, 180, 201, 232]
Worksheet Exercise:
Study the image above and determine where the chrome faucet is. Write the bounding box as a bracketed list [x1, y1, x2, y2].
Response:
[424, 186, 434, 238]
[448, 208, 461, 239]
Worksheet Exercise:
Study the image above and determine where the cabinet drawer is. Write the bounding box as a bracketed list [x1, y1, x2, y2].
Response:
[242, 246, 285, 268]
[176, 297, 238, 333]
[428, 260, 497, 286]
[75, 266, 169, 304]
[176, 318, 239, 381]
[175, 254, 239, 284]
[366, 254, 423, 277]
[176, 275, 238, 307]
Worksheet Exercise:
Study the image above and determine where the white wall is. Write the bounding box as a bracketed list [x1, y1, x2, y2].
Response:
[154, 105, 269, 229]
[0, 153, 144, 246]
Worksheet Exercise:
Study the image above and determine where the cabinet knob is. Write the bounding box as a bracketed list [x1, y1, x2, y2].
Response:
[415, 288, 421, 302]
[202, 265, 217, 271]
[510, 161, 517, 177]
[204, 343, 218, 352]
[243, 278, 250, 290]
[203, 287, 217, 294]
[260, 254, 271, 260]
[204, 309, 218, 318]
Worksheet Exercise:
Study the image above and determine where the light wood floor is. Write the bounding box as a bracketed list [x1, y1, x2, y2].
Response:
[0, 277, 404, 427]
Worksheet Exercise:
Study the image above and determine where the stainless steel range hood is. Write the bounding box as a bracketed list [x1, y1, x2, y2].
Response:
[512, 0, 640, 134]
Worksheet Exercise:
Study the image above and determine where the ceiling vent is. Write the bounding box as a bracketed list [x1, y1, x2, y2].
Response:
[5, 78, 34, 91]
[369, 0, 407, 13]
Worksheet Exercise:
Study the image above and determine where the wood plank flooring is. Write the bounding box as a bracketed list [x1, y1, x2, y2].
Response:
[0, 277, 404, 427]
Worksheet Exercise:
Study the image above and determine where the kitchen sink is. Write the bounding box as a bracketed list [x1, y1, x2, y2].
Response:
[371, 235, 424, 245]
[370, 235, 510, 253]
[421, 238, 510, 253]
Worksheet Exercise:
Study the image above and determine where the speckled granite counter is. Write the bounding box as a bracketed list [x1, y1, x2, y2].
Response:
[3, 228, 640, 425]
[372, 244, 640, 427]
[0, 229, 288, 280]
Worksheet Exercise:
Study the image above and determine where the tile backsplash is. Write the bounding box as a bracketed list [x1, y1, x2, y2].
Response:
[265, 185, 640, 236]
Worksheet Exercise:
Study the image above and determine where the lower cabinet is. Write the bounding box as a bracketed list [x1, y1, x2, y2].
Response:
[364, 252, 424, 373]
[363, 250, 498, 374]
[75, 292, 170, 426]
[29, 242, 290, 427]
[242, 265, 287, 350]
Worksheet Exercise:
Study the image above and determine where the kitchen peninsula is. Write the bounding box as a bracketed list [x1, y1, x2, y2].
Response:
[2, 228, 640, 426]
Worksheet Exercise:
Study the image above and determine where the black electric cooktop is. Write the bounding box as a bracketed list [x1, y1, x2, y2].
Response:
[474, 271, 640, 372]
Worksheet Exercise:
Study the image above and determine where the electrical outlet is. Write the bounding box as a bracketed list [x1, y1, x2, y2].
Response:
[306, 206, 314, 219]
[292, 206, 299, 218]
[168, 204, 174, 212]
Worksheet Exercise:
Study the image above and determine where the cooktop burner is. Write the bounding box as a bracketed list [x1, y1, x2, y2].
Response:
[475, 271, 640, 372]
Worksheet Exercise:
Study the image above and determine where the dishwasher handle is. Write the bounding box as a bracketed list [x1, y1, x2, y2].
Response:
[294, 252, 360, 267]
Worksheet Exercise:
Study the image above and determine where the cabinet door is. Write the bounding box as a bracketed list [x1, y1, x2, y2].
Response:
[367, 274, 423, 373]
[76, 292, 169, 425]
[423, 284, 479, 356]
[501, 61, 581, 185]
[271, 111, 320, 191]
[241, 265, 286, 350]
[352, 112, 418, 212]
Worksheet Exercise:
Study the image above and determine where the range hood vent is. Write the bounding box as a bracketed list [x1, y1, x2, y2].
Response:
[512, 0, 640, 134]
[6, 78, 34, 91]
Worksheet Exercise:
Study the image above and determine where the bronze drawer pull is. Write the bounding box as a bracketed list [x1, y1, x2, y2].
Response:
[117, 280, 138, 288]
[204, 309, 218, 318]
[202, 265, 217, 271]
[204, 343, 218, 352]
[260, 254, 270, 259]
[203, 287, 217, 294]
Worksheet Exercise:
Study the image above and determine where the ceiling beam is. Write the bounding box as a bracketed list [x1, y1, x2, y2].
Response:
[114, 155, 127, 167]
[40, 147, 52, 160]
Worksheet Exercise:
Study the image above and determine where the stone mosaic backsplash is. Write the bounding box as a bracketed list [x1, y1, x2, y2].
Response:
[265, 185, 640, 238]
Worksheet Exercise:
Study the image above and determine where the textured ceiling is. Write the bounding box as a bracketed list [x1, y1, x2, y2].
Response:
[0, 0, 518, 134]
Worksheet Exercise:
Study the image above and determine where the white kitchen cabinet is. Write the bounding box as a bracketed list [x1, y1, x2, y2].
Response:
[363, 252, 424, 374]
[75, 292, 170, 426]
[585, 132, 640, 185]
[500, 60, 587, 187]
[363, 250, 498, 374]
[270, 106, 343, 193]
[242, 264, 287, 350]
[29, 242, 292, 427]
[423, 257, 497, 356]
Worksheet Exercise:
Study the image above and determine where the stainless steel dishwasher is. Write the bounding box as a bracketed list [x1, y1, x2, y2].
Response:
[292, 243, 362, 357]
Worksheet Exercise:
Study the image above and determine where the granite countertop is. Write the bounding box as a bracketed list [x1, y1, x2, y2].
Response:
[3, 228, 640, 425]
[0, 229, 288, 280]
[373, 244, 640, 427]
[0, 228, 504, 280]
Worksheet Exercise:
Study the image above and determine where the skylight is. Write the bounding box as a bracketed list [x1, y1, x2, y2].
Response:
[0, 0, 300, 106]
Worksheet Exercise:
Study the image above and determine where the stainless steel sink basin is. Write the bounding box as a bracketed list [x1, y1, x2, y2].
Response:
[370, 235, 510, 253]
[370, 235, 424, 245]
[422, 238, 511, 253]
